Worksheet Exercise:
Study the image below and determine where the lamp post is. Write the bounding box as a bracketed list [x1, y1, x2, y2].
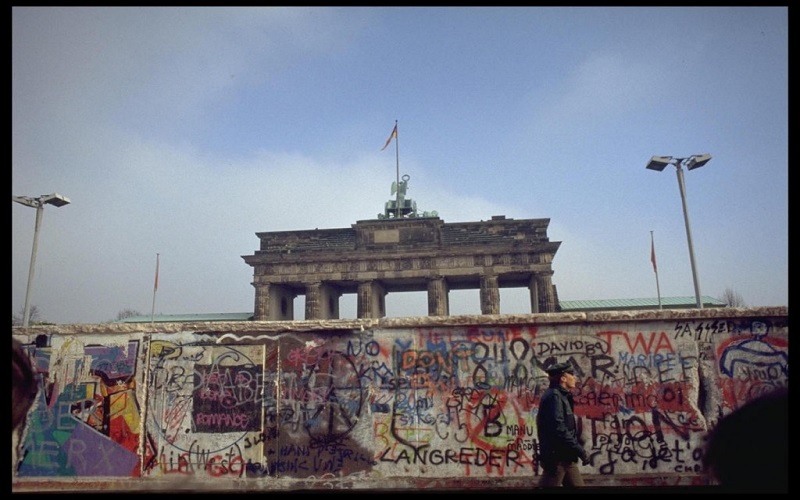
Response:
[12, 193, 71, 327]
[646, 154, 711, 309]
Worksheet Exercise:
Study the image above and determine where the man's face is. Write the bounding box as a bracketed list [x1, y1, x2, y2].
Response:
[561, 371, 577, 389]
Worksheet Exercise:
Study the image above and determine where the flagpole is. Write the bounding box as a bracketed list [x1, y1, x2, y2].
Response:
[394, 120, 400, 218]
[381, 121, 400, 218]
[151, 253, 159, 323]
[650, 231, 662, 310]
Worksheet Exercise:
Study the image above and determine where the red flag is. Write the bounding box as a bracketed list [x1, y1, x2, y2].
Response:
[650, 239, 657, 274]
[381, 124, 397, 151]
[154, 254, 160, 291]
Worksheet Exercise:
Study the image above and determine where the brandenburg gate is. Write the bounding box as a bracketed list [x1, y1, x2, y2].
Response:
[242, 177, 561, 320]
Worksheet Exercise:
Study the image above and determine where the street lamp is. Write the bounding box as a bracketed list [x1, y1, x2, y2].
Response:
[646, 154, 712, 309]
[12, 193, 71, 327]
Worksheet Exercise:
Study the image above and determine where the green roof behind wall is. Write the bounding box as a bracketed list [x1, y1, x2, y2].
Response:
[115, 312, 253, 323]
[558, 296, 727, 312]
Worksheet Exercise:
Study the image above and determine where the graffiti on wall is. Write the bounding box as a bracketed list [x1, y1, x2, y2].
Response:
[16, 336, 154, 477]
[12, 315, 788, 486]
[711, 319, 788, 422]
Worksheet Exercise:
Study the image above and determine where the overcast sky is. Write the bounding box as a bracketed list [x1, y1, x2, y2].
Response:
[12, 7, 788, 325]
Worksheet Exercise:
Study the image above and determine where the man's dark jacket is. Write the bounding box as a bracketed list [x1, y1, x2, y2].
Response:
[536, 384, 586, 465]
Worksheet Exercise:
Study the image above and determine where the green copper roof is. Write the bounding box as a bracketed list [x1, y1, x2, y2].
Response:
[558, 296, 726, 311]
[115, 312, 253, 323]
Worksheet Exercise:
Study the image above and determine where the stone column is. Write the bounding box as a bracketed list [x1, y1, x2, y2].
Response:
[270, 286, 296, 321]
[319, 284, 341, 319]
[357, 282, 370, 319]
[480, 275, 500, 315]
[305, 282, 322, 320]
[538, 271, 556, 312]
[427, 277, 449, 316]
[357, 281, 386, 319]
[254, 283, 269, 321]
[529, 274, 540, 314]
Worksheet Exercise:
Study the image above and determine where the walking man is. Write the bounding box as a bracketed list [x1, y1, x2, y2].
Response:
[536, 362, 588, 487]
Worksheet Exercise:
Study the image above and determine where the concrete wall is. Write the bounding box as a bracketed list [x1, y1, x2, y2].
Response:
[11, 307, 788, 492]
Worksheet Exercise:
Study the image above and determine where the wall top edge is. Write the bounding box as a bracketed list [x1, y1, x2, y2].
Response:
[10, 306, 787, 336]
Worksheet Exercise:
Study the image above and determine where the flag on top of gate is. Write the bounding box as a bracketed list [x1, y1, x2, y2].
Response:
[381, 123, 397, 151]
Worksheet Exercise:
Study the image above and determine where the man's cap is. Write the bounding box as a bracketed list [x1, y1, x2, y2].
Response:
[545, 362, 574, 377]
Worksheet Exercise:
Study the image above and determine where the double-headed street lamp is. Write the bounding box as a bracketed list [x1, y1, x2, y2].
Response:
[12, 193, 71, 327]
[646, 154, 712, 309]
